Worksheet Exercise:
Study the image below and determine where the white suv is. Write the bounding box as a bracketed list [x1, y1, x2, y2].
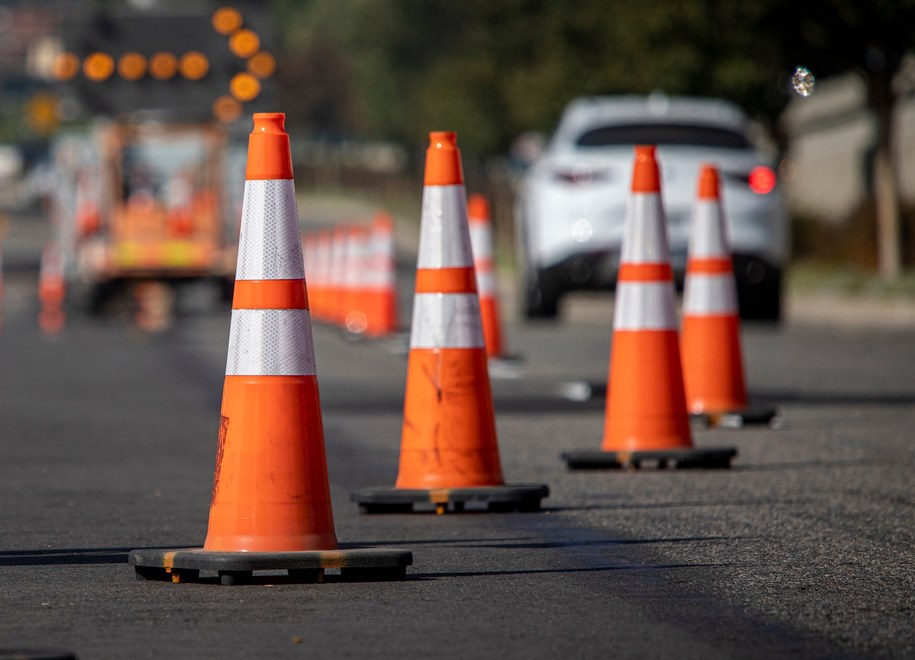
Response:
[516, 94, 788, 321]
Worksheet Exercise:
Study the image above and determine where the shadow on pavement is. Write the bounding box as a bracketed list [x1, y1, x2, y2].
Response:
[0, 546, 187, 566]
[548, 499, 775, 512]
[363, 535, 753, 550]
[732, 458, 896, 472]
[751, 389, 915, 406]
[411, 562, 731, 580]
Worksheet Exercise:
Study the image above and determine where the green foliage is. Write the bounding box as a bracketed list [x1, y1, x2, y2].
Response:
[272, 0, 915, 159]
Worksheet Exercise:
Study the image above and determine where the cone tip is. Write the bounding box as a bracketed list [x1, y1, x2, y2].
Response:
[697, 163, 720, 200]
[252, 112, 286, 134]
[429, 131, 457, 147]
[373, 211, 394, 230]
[246, 112, 293, 180]
[467, 194, 490, 223]
[424, 130, 464, 185]
[631, 145, 661, 193]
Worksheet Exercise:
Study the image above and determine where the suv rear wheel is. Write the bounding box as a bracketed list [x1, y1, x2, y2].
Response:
[523, 268, 561, 320]
[734, 255, 782, 322]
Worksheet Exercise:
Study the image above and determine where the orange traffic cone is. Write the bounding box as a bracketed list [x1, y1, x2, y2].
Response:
[351, 132, 548, 513]
[38, 243, 66, 336]
[562, 146, 735, 470]
[130, 113, 411, 584]
[363, 211, 399, 337]
[342, 224, 370, 335]
[681, 165, 777, 427]
[327, 225, 348, 327]
[467, 194, 507, 359]
[303, 231, 320, 321]
[301, 232, 313, 307]
[311, 230, 332, 322]
[75, 170, 101, 237]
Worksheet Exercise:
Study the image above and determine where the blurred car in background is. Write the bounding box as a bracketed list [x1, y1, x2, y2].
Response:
[515, 94, 788, 321]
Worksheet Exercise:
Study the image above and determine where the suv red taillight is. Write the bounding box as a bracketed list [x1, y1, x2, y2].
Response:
[748, 166, 776, 194]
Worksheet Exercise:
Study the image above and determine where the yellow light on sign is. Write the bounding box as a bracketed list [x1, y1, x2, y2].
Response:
[118, 52, 147, 81]
[212, 7, 243, 35]
[53, 52, 80, 81]
[149, 52, 178, 80]
[229, 72, 260, 101]
[84, 52, 115, 82]
[229, 29, 260, 59]
[25, 92, 59, 135]
[179, 52, 209, 80]
[213, 95, 242, 123]
[247, 51, 276, 79]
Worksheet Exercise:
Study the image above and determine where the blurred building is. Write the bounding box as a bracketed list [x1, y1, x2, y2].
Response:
[783, 68, 915, 222]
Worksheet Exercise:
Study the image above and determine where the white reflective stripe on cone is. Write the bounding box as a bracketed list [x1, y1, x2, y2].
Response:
[364, 259, 394, 290]
[417, 185, 474, 269]
[226, 309, 317, 376]
[364, 233, 395, 290]
[301, 238, 311, 273]
[620, 194, 672, 264]
[319, 238, 332, 286]
[470, 223, 493, 261]
[330, 235, 345, 288]
[476, 269, 496, 297]
[310, 238, 325, 287]
[683, 273, 738, 315]
[343, 234, 362, 289]
[409, 292, 484, 349]
[613, 281, 677, 330]
[236, 180, 304, 280]
[689, 201, 730, 257]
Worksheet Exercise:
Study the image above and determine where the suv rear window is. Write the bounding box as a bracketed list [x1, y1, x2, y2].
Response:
[575, 123, 751, 149]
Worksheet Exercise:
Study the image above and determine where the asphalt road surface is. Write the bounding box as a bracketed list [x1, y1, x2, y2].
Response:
[0, 214, 913, 659]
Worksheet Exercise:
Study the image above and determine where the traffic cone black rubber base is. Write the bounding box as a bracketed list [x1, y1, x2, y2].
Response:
[130, 546, 412, 585]
[690, 405, 779, 429]
[351, 484, 549, 514]
[562, 447, 736, 471]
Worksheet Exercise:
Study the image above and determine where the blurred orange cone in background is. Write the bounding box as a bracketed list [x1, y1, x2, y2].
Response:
[313, 230, 332, 322]
[343, 224, 370, 335]
[130, 113, 411, 584]
[327, 225, 348, 326]
[303, 230, 326, 322]
[363, 211, 399, 337]
[563, 146, 735, 470]
[301, 232, 315, 314]
[467, 194, 505, 358]
[74, 171, 101, 238]
[38, 243, 66, 335]
[681, 165, 777, 428]
[352, 131, 548, 513]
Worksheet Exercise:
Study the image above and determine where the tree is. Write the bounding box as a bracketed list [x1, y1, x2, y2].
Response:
[274, 1, 915, 276]
[763, 0, 915, 280]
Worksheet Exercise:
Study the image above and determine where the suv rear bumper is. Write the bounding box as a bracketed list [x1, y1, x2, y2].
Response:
[533, 249, 782, 321]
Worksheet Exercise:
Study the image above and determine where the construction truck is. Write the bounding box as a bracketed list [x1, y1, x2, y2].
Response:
[63, 120, 239, 318]
[46, 2, 273, 324]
